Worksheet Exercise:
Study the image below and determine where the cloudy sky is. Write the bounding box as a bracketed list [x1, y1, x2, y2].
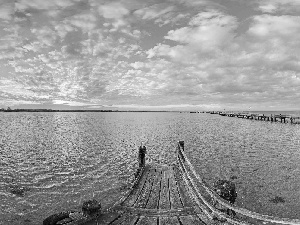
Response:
[0, 0, 300, 111]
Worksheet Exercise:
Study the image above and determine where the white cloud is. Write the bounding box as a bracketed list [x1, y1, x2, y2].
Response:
[67, 13, 97, 32]
[52, 100, 95, 107]
[1, 0, 300, 110]
[257, 0, 300, 13]
[148, 10, 238, 61]
[0, 79, 38, 98]
[134, 4, 175, 20]
[165, 10, 237, 49]
[54, 23, 75, 39]
[98, 2, 129, 19]
[130, 62, 145, 69]
[98, 2, 129, 30]
[248, 15, 300, 38]
[258, 4, 277, 13]
[31, 26, 57, 47]
[15, 0, 75, 11]
[0, 3, 13, 21]
[154, 13, 190, 26]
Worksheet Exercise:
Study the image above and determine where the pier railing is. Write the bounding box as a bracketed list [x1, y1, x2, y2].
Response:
[177, 141, 300, 225]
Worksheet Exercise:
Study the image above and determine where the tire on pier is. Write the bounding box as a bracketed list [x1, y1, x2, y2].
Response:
[43, 211, 74, 225]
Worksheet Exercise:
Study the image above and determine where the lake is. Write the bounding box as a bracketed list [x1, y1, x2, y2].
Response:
[0, 112, 300, 224]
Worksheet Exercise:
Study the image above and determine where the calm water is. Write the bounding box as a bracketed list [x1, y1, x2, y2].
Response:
[0, 112, 300, 224]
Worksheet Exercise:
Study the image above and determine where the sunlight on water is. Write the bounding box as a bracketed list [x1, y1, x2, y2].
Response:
[0, 112, 300, 224]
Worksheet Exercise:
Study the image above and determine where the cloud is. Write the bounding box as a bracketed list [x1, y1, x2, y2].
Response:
[98, 2, 129, 30]
[66, 13, 97, 33]
[165, 10, 238, 48]
[257, 0, 300, 14]
[31, 26, 58, 47]
[144, 10, 300, 108]
[0, 2, 14, 21]
[147, 10, 238, 61]
[98, 2, 129, 19]
[52, 100, 96, 107]
[0, 78, 44, 99]
[15, 0, 75, 11]
[130, 61, 145, 69]
[134, 3, 175, 20]
[53, 23, 76, 39]
[154, 13, 190, 26]
[247, 15, 300, 39]
[1, 0, 300, 110]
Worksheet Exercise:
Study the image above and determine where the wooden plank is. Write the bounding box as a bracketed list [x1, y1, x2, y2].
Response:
[135, 216, 157, 225]
[146, 168, 163, 209]
[134, 168, 157, 208]
[158, 170, 171, 210]
[109, 213, 139, 225]
[159, 216, 180, 225]
[168, 168, 184, 209]
[122, 167, 151, 207]
[173, 166, 193, 208]
[82, 211, 120, 225]
[112, 205, 195, 217]
[179, 215, 206, 225]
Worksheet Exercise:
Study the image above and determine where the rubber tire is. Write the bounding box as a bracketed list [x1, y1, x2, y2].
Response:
[43, 211, 74, 225]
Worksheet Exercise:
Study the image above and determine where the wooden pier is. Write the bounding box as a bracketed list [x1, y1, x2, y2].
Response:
[44, 142, 300, 225]
[206, 111, 300, 124]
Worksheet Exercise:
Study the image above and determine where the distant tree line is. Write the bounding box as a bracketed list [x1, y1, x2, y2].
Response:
[0, 107, 114, 112]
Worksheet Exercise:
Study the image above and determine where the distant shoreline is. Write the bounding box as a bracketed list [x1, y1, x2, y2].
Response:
[0, 109, 174, 112]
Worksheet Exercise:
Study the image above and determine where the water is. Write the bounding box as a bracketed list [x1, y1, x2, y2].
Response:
[0, 112, 300, 224]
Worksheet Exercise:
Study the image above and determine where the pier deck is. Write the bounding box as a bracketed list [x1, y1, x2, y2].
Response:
[84, 164, 207, 225]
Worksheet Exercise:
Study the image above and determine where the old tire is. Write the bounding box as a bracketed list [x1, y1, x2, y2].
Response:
[43, 211, 74, 225]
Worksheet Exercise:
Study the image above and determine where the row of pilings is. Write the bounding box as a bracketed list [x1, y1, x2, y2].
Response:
[202, 111, 300, 124]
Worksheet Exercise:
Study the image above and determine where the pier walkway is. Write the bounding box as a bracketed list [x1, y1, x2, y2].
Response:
[46, 142, 300, 225]
[85, 164, 207, 225]
[205, 111, 300, 124]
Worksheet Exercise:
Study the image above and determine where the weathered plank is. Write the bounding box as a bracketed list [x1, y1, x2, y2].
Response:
[179, 215, 206, 225]
[159, 216, 180, 225]
[173, 166, 194, 208]
[158, 169, 171, 210]
[146, 168, 163, 209]
[134, 168, 157, 208]
[135, 216, 157, 225]
[113, 205, 194, 217]
[83, 211, 120, 225]
[168, 167, 184, 209]
[109, 213, 139, 225]
[122, 167, 151, 207]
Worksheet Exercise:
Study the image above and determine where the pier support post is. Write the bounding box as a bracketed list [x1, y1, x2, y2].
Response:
[179, 141, 184, 150]
[138, 146, 146, 168]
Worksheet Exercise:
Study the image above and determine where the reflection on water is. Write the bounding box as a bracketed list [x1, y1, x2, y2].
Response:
[0, 112, 300, 224]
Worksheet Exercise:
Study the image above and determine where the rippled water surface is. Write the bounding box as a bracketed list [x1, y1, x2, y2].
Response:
[0, 112, 300, 224]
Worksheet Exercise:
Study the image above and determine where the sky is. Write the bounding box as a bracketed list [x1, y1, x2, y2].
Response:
[0, 0, 300, 111]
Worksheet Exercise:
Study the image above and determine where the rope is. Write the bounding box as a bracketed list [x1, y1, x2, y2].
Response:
[177, 145, 300, 225]
[178, 155, 250, 225]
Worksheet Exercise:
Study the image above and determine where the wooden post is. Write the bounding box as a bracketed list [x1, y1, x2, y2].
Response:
[138, 146, 146, 168]
[179, 141, 184, 151]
